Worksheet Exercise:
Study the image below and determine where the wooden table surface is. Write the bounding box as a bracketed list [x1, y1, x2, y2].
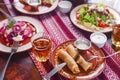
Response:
[0, 1, 42, 80]
[0, 1, 8, 21]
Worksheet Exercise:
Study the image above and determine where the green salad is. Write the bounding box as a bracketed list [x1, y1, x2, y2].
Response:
[76, 4, 115, 30]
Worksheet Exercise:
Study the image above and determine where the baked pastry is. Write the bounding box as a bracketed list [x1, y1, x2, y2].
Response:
[42, 0, 54, 5]
[19, 0, 28, 4]
[66, 44, 92, 71]
[58, 49, 80, 74]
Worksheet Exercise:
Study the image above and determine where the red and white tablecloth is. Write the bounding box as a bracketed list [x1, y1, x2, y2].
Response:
[4, 0, 120, 80]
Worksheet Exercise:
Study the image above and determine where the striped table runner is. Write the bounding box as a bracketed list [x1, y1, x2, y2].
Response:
[4, 0, 120, 80]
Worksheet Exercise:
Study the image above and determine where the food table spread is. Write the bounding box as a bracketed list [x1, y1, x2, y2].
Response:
[0, 0, 120, 80]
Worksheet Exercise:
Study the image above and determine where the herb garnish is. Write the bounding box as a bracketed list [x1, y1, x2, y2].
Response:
[7, 21, 14, 29]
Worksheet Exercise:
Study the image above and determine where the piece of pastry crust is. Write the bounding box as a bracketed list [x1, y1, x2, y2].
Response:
[42, 0, 54, 5]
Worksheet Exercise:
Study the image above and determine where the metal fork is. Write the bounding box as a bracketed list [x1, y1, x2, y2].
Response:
[0, 8, 19, 80]
[0, 8, 16, 23]
[86, 50, 120, 61]
[0, 41, 19, 80]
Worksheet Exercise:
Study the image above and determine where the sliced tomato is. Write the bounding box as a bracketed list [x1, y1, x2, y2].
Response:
[98, 20, 109, 28]
[76, 13, 80, 19]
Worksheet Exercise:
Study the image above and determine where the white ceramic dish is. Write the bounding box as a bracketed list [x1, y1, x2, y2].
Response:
[90, 32, 107, 48]
[70, 4, 120, 33]
[74, 39, 91, 50]
[13, 0, 59, 15]
[0, 16, 44, 53]
[58, 0, 72, 13]
[27, 0, 42, 7]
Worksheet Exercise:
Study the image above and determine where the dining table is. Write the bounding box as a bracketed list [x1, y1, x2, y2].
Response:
[0, 0, 120, 80]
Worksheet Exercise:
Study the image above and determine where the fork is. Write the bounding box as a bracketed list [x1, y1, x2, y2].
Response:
[0, 8, 19, 80]
[0, 8, 16, 23]
[86, 50, 120, 61]
[0, 41, 19, 80]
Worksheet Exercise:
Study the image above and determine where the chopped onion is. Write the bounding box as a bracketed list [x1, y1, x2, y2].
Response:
[0, 23, 6, 34]
[12, 25, 21, 33]
[6, 33, 13, 44]
[23, 27, 32, 39]
[14, 21, 26, 27]
[1, 21, 34, 46]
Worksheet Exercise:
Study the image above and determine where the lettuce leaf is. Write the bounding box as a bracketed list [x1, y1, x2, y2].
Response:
[101, 15, 108, 21]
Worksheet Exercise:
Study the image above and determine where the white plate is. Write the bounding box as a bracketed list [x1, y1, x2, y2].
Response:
[13, 0, 59, 15]
[0, 16, 44, 53]
[70, 4, 120, 33]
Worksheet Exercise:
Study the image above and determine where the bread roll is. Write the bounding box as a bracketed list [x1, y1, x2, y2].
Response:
[58, 49, 80, 74]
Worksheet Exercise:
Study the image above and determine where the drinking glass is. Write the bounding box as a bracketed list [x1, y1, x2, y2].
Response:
[31, 32, 52, 62]
[112, 24, 120, 47]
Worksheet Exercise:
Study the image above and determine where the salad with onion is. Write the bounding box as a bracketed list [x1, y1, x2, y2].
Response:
[76, 4, 115, 30]
[0, 21, 36, 46]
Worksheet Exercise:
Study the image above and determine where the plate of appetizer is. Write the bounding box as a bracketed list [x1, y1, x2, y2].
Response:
[70, 3, 120, 33]
[0, 16, 44, 53]
[51, 40, 106, 80]
[13, 0, 58, 15]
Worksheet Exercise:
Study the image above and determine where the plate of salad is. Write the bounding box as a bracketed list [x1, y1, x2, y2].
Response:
[70, 3, 120, 33]
[0, 16, 44, 53]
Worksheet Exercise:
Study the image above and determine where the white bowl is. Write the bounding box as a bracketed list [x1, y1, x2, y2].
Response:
[74, 39, 91, 50]
[27, 0, 42, 7]
[58, 0, 72, 13]
[90, 32, 107, 48]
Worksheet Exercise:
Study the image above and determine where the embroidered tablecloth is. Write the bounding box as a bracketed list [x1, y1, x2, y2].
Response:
[3, 0, 120, 80]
